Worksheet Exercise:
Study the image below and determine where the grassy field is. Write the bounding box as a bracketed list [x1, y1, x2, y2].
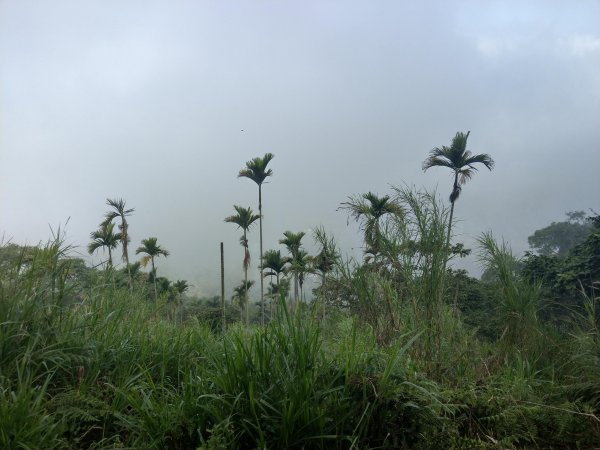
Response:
[1, 215, 599, 449]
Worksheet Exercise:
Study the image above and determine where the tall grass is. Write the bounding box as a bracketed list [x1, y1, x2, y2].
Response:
[0, 238, 449, 449]
[477, 232, 544, 357]
[2, 218, 600, 448]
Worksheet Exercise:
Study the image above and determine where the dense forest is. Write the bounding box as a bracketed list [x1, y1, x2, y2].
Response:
[1, 133, 599, 449]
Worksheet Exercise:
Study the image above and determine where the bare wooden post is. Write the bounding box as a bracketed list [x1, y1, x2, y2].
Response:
[220, 242, 225, 331]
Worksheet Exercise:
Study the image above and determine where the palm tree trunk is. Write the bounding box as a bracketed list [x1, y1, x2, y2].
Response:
[151, 258, 157, 300]
[122, 219, 133, 291]
[275, 272, 280, 315]
[321, 271, 327, 323]
[244, 267, 249, 325]
[258, 185, 264, 325]
[445, 172, 459, 255]
[244, 229, 249, 326]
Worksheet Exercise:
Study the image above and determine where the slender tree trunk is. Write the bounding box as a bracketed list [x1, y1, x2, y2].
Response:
[244, 270, 248, 325]
[445, 172, 459, 258]
[108, 248, 113, 268]
[151, 258, 157, 300]
[221, 242, 225, 331]
[275, 272, 280, 315]
[122, 219, 133, 291]
[321, 271, 327, 323]
[244, 230, 249, 326]
[258, 185, 264, 325]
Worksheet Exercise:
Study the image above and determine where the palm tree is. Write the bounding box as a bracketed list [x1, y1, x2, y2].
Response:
[88, 222, 122, 269]
[173, 279, 189, 297]
[135, 237, 169, 300]
[340, 192, 402, 259]
[262, 249, 288, 288]
[103, 198, 135, 289]
[238, 153, 274, 325]
[173, 279, 189, 324]
[288, 248, 310, 302]
[422, 131, 494, 252]
[225, 205, 260, 325]
[232, 280, 255, 322]
[262, 249, 289, 314]
[279, 231, 305, 303]
[312, 226, 338, 301]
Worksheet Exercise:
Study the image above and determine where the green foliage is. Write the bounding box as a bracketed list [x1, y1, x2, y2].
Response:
[527, 211, 593, 257]
[422, 131, 494, 205]
[88, 222, 122, 268]
[3, 196, 600, 448]
[477, 232, 543, 354]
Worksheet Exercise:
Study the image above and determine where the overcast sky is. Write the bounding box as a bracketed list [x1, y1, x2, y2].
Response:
[1, 0, 599, 297]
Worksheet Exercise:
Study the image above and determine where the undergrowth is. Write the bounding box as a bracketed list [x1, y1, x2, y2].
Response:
[1, 233, 599, 449]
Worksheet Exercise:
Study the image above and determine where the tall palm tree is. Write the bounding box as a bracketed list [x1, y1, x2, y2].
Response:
[232, 280, 255, 322]
[173, 279, 189, 297]
[287, 249, 310, 302]
[135, 237, 169, 300]
[103, 198, 135, 289]
[312, 226, 338, 299]
[173, 279, 189, 324]
[340, 192, 402, 258]
[225, 205, 260, 325]
[238, 153, 274, 325]
[422, 131, 495, 251]
[262, 250, 289, 317]
[88, 222, 122, 269]
[279, 231, 305, 302]
[262, 249, 288, 286]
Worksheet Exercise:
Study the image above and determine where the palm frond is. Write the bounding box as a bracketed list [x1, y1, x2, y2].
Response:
[106, 198, 134, 216]
[224, 205, 260, 230]
[238, 153, 275, 184]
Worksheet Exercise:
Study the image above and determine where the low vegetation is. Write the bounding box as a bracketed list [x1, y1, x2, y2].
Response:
[1, 136, 599, 448]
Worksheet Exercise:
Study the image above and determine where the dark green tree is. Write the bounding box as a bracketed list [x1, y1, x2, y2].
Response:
[103, 198, 135, 289]
[422, 131, 494, 252]
[340, 192, 402, 259]
[135, 237, 169, 300]
[225, 205, 260, 325]
[232, 280, 255, 322]
[262, 249, 288, 285]
[312, 226, 339, 303]
[528, 211, 593, 257]
[279, 231, 305, 302]
[88, 222, 122, 269]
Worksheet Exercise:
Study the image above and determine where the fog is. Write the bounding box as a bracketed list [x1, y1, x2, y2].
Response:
[1, 1, 599, 297]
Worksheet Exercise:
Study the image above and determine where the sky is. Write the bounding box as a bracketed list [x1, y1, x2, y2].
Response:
[1, 0, 599, 298]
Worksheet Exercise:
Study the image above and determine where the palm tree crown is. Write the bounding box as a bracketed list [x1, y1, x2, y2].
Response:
[224, 206, 261, 235]
[422, 131, 494, 204]
[88, 222, 122, 268]
[340, 192, 402, 255]
[238, 153, 275, 187]
[136, 237, 169, 299]
[279, 231, 305, 258]
[262, 249, 288, 279]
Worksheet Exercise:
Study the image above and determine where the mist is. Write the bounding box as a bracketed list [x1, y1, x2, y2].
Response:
[1, 0, 599, 298]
